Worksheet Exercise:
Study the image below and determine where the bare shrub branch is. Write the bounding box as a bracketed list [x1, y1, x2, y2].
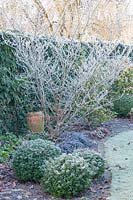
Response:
[1, 1, 132, 135]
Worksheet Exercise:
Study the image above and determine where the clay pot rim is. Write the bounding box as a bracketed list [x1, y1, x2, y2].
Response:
[27, 111, 44, 117]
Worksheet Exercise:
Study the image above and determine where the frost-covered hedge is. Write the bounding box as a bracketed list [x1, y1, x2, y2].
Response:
[1, 31, 132, 134]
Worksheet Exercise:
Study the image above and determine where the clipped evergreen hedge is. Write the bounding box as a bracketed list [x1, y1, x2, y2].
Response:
[0, 33, 40, 134]
[0, 34, 26, 133]
[0, 31, 132, 134]
[0, 32, 88, 134]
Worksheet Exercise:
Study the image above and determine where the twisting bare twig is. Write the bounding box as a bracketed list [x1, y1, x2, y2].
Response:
[1, 1, 132, 136]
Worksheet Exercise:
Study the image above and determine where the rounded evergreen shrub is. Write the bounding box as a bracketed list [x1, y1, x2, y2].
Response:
[12, 139, 61, 181]
[72, 149, 105, 178]
[41, 153, 92, 198]
[114, 94, 133, 117]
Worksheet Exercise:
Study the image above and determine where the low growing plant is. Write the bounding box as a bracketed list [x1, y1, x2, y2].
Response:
[41, 149, 105, 198]
[0, 133, 22, 163]
[41, 153, 92, 198]
[72, 149, 105, 178]
[12, 139, 61, 181]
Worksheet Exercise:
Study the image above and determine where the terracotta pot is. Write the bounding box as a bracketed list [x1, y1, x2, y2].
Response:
[27, 111, 44, 133]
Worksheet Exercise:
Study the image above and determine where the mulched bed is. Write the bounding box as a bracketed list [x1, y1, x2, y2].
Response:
[0, 164, 111, 200]
[0, 118, 132, 200]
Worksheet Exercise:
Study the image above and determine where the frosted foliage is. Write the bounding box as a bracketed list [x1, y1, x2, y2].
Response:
[1, 1, 132, 135]
[3, 32, 132, 135]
